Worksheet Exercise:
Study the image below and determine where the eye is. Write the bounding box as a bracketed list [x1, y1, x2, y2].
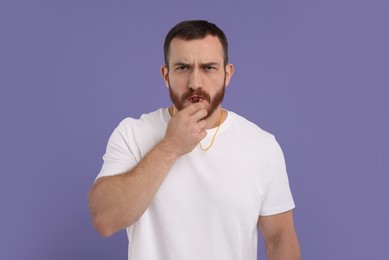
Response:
[205, 65, 217, 71]
[175, 66, 189, 71]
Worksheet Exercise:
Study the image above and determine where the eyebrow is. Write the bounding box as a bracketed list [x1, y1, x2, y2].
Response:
[172, 62, 190, 67]
[202, 62, 220, 67]
[172, 62, 221, 68]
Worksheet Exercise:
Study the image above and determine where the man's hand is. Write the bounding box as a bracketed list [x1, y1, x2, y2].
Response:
[164, 103, 208, 156]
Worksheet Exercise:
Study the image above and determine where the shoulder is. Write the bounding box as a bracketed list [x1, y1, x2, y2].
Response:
[106, 108, 168, 155]
[229, 111, 276, 142]
[226, 111, 282, 160]
[111, 108, 168, 142]
[117, 108, 168, 131]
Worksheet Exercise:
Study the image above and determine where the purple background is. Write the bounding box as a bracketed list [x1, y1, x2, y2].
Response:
[1, 0, 387, 259]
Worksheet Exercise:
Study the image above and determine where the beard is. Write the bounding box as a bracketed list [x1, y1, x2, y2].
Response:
[168, 80, 226, 120]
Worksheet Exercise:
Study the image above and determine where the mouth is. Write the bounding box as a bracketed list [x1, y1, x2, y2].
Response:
[188, 96, 205, 103]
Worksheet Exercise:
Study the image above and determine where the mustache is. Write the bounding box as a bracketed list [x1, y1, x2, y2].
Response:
[181, 89, 211, 103]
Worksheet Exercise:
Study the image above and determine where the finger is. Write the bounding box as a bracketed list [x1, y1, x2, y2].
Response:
[192, 108, 208, 122]
[183, 102, 206, 115]
[197, 128, 207, 140]
[197, 119, 207, 130]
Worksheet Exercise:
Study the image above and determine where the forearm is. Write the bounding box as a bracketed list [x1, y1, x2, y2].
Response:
[89, 103, 208, 237]
[88, 139, 179, 237]
[265, 232, 301, 260]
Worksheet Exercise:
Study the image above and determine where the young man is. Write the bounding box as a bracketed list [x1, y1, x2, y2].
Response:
[88, 20, 301, 259]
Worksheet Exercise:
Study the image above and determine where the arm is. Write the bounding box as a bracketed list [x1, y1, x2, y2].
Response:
[88, 103, 208, 237]
[258, 210, 301, 260]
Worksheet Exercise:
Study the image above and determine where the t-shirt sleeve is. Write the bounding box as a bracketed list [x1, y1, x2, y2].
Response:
[96, 120, 138, 180]
[259, 138, 295, 216]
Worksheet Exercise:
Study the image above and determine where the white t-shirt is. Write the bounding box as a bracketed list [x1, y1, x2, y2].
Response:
[97, 108, 295, 260]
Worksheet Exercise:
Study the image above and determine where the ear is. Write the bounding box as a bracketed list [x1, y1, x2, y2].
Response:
[224, 63, 234, 87]
[161, 65, 169, 88]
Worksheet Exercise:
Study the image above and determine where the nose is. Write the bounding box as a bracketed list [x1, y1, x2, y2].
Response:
[188, 68, 203, 90]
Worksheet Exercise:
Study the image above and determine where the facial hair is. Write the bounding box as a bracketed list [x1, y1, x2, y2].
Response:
[168, 79, 226, 120]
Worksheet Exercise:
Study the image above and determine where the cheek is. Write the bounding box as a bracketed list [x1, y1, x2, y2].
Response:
[168, 75, 188, 89]
[209, 71, 226, 83]
[209, 76, 225, 89]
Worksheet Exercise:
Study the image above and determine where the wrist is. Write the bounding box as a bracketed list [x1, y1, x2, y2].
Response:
[156, 138, 181, 161]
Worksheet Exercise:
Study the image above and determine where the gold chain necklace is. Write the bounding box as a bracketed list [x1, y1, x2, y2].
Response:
[169, 107, 223, 151]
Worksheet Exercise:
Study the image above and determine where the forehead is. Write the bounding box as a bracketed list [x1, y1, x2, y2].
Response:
[168, 35, 224, 65]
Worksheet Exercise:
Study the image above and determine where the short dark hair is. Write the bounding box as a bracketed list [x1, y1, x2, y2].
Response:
[164, 20, 229, 67]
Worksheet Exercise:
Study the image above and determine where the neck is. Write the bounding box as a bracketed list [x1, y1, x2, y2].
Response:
[205, 107, 225, 129]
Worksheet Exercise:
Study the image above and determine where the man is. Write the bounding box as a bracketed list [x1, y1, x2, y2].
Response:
[88, 20, 301, 259]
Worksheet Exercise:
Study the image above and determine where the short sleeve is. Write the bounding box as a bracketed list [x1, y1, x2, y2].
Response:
[259, 138, 295, 216]
[96, 120, 138, 180]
